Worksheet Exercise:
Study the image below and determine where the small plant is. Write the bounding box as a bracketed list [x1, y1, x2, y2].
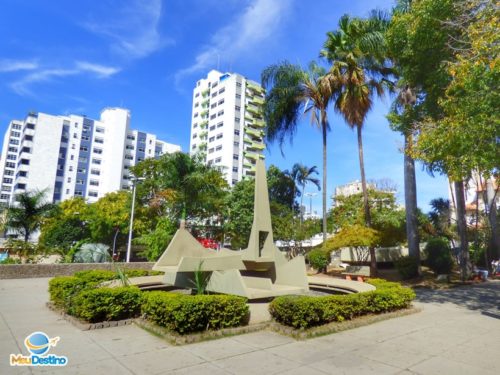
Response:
[190, 261, 210, 295]
[424, 237, 454, 275]
[307, 249, 329, 273]
[395, 256, 419, 280]
[0, 257, 21, 264]
[115, 266, 130, 287]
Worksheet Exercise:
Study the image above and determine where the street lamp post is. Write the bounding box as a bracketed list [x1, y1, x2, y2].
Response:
[126, 177, 145, 263]
[304, 192, 317, 219]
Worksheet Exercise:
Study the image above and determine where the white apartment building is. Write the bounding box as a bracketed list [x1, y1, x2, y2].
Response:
[189, 70, 266, 186]
[0, 108, 180, 205]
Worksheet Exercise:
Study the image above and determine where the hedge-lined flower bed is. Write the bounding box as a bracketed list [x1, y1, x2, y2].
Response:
[141, 291, 249, 334]
[269, 279, 416, 329]
[48, 269, 249, 334]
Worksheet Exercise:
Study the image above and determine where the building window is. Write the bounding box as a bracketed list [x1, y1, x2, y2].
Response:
[89, 180, 99, 186]
[68, 177, 72, 183]
[3, 178, 13, 184]
[22, 147, 31, 153]
[217, 110, 224, 117]
[211, 92, 217, 98]
[91, 169, 100, 176]
[218, 99, 225, 105]
[7, 154, 16, 160]
[234, 141, 239, 146]
[80, 146, 88, 152]
[16, 183, 26, 189]
[8, 147, 17, 152]
[236, 94, 241, 99]
[125, 155, 133, 160]
[127, 135, 135, 140]
[236, 82, 242, 87]
[235, 117, 240, 123]
[215, 157, 221, 163]
[212, 81, 218, 88]
[12, 124, 22, 130]
[75, 190, 83, 196]
[194, 102, 199, 108]
[5, 162, 15, 168]
[192, 134, 197, 139]
[20, 159, 30, 165]
[4, 170, 14, 176]
[219, 88, 225, 94]
[78, 157, 87, 163]
[92, 158, 101, 165]
[66, 189, 70, 194]
[193, 123, 198, 128]
[216, 145, 222, 151]
[1, 194, 10, 200]
[193, 112, 199, 118]
[93, 148, 103, 154]
[70, 155, 74, 160]
[94, 138, 104, 144]
[73, 133, 78, 139]
[209, 125, 215, 131]
[232, 167, 238, 172]
[211, 103, 217, 109]
[24, 135, 33, 141]
[125, 145, 134, 150]
[18, 171, 27, 177]
[77, 168, 86, 173]
[233, 154, 239, 160]
[234, 130, 240, 136]
[216, 133, 223, 139]
[88, 191, 98, 197]
[208, 148, 214, 154]
[217, 122, 223, 128]
[76, 179, 84, 184]
[195, 92, 200, 97]
[9, 139, 19, 145]
[210, 114, 216, 120]
[96, 127, 104, 133]
[235, 106, 240, 111]
[11, 131, 20, 137]
[69, 166, 73, 171]
[209, 136, 215, 142]
[82, 135, 90, 141]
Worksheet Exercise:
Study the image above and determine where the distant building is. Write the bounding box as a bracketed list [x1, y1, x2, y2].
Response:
[332, 180, 376, 207]
[189, 70, 266, 186]
[0, 108, 180, 205]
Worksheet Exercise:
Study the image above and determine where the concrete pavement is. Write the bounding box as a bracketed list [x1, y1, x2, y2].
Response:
[1, 277, 498, 374]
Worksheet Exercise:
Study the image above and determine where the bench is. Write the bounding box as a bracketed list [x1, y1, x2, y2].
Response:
[341, 266, 370, 282]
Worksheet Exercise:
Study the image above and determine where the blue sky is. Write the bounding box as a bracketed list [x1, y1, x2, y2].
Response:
[0, 0, 449, 213]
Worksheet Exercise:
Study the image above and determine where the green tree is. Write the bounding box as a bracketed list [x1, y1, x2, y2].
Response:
[329, 190, 406, 247]
[6, 190, 55, 242]
[322, 12, 393, 275]
[261, 61, 339, 243]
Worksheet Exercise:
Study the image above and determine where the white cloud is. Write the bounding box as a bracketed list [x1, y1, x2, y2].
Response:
[11, 62, 120, 96]
[0, 59, 38, 73]
[83, 0, 168, 59]
[76, 61, 120, 77]
[176, 0, 293, 82]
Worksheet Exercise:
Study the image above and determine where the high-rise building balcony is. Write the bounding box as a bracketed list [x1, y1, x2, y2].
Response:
[201, 88, 210, 97]
[246, 105, 261, 116]
[245, 128, 263, 138]
[244, 150, 263, 160]
[200, 120, 208, 128]
[246, 81, 264, 94]
[252, 119, 265, 128]
[200, 110, 209, 117]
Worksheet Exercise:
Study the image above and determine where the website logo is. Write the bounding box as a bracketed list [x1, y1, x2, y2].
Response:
[10, 332, 68, 367]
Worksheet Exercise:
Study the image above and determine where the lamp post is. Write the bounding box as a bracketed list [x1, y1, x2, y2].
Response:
[126, 176, 145, 263]
[304, 192, 317, 219]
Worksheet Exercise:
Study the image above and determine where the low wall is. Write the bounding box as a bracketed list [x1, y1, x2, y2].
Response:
[0, 262, 155, 279]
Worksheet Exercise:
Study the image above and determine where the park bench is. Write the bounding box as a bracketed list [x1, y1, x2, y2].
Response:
[341, 265, 370, 282]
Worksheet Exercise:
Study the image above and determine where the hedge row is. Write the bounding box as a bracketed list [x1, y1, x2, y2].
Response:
[141, 291, 249, 334]
[269, 279, 416, 329]
[48, 269, 249, 334]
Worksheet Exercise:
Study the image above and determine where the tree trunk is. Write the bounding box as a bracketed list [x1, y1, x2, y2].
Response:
[300, 184, 305, 225]
[486, 179, 499, 261]
[321, 120, 328, 245]
[454, 180, 470, 280]
[357, 125, 376, 276]
[404, 133, 420, 275]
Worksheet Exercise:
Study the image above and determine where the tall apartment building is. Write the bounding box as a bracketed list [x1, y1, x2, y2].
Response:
[0, 108, 180, 205]
[189, 70, 266, 186]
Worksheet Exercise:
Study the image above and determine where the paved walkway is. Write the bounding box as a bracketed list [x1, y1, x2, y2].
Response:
[0, 278, 498, 375]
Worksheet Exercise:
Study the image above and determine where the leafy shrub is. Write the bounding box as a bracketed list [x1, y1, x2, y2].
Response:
[395, 256, 420, 280]
[71, 286, 142, 322]
[307, 249, 329, 272]
[0, 257, 21, 264]
[269, 279, 415, 329]
[424, 237, 454, 274]
[49, 276, 91, 309]
[141, 291, 249, 334]
[73, 270, 116, 283]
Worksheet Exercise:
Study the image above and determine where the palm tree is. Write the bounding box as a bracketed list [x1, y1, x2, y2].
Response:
[291, 163, 321, 223]
[261, 61, 339, 243]
[321, 13, 394, 275]
[6, 190, 55, 242]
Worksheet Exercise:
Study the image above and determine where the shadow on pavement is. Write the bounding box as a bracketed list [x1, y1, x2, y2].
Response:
[415, 281, 500, 313]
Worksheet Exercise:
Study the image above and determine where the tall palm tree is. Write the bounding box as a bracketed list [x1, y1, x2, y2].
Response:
[291, 163, 321, 223]
[321, 13, 394, 275]
[261, 61, 339, 243]
[6, 190, 55, 242]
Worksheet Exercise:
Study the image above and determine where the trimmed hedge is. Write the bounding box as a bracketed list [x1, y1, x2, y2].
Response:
[48, 269, 157, 314]
[71, 286, 142, 322]
[395, 256, 420, 280]
[269, 279, 415, 329]
[141, 291, 249, 334]
[307, 249, 329, 272]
